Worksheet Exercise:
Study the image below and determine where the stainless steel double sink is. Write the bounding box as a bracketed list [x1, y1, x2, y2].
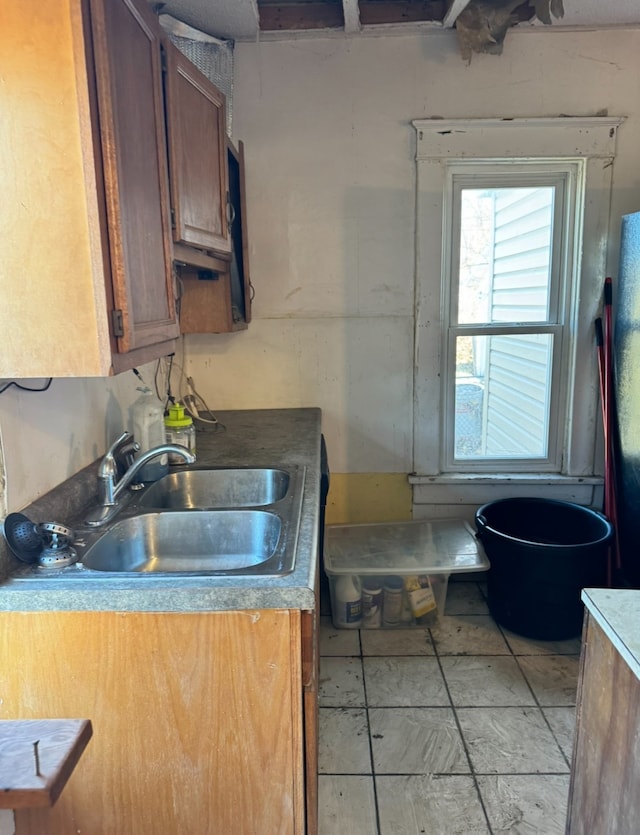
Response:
[71, 465, 305, 577]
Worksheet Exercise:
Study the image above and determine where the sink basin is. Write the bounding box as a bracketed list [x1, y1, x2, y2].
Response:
[80, 510, 282, 573]
[137, 467, 290, 509]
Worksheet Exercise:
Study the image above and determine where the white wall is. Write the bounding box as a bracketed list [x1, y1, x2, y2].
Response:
[0, 370, 149, 513]
[184, 26, 640, 477]
[1, 25, 639, 514]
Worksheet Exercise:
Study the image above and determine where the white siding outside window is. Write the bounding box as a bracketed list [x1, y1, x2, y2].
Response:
[484, 187, 554, 459]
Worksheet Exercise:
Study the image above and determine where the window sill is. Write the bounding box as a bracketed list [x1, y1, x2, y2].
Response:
[408, 473, 603, 486]
[409, 472, 605, 518]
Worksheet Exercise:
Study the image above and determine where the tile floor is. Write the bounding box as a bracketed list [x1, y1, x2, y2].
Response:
[318, 579, 581, 835]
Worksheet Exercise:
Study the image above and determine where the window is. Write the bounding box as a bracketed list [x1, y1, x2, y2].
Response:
[444, 164, 579, 471]
[412, 118, 622, 481]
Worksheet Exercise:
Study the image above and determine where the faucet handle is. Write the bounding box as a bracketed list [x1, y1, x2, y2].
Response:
[115, 436, 141, 477]
[99, 432, 140, 479]
[107, 431, 134, 456]
[113, 433, 141, 475]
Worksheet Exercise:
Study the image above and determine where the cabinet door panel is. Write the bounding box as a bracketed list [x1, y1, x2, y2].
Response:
[2, 610, 304, 835]
[164, 42, 231, 254]
[90, 0, 178, 352]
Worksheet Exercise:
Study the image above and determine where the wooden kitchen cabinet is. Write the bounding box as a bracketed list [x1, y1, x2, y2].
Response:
[566, 605, 640, 834]
[0, 0, 179, 377]
[0, 609, 311, 835]
[163, 40, 231, 256]
[178, 139, 253, 333]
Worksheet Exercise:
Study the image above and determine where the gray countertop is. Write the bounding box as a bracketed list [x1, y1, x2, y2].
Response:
[0, 408, 322, 612]
[582, 587, 640, 680]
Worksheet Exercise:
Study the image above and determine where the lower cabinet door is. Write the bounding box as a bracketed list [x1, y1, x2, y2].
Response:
[0, 609, 305, 835]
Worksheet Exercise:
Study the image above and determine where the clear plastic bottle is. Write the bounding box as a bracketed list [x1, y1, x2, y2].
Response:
[164, 402, 196, 464]
[131, 386, 168, 482]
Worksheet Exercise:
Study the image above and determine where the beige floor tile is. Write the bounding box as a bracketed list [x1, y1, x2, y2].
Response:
[445, 582, 490, 616]
[369, 707, 469, 775]
[319, 657, 366, 707]
[517, 655, 580, 706]
[360, 627, 435, 656]
[318, 775, 378, 835]
[431, 615, 511, 655]
[440, 656, 535, 707]
[543, 706, 576, 762]
[477, 774, 570, 834]
[363, 656, 450, 707]
[319, 615, 361, 656]
[376, 775, 489, 835]
[318, 708, 372, 774]
[318, 591, 581, 831]
[457, 707, 569, 774]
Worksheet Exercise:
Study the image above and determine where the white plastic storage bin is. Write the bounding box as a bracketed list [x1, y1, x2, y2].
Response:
[325, 519, 490, 629]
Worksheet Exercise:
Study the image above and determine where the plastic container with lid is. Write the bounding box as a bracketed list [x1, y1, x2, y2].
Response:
[164, 402, 196, 464]
[131, 386, 168, 482]
[324, 519, 490, 629]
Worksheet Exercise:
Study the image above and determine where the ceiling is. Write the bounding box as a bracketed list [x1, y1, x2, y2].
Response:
[153, 0, 640, 43]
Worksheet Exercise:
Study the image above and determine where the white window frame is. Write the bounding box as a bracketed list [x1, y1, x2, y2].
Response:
[443, 162, 579, 472]
[412, 117, 622, 482]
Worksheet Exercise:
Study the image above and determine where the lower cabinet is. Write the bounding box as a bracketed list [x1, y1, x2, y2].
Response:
[566, 611, 640, 834]
[0, 609, 315, 834]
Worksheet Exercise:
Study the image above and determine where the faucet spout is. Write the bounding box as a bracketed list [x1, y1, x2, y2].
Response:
[85, 438, 196, 527]
[112, 444, 196, 502]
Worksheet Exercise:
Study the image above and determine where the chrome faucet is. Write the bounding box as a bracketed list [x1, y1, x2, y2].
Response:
[85, 431, 196, 527]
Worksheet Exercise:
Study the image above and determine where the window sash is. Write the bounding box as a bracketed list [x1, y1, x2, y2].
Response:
[441, 163, 577, 472]
[443, 324, 565, 471]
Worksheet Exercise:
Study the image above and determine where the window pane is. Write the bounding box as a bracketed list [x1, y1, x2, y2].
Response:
[455, 333, 553, 460]
[458, 187, 555, 325]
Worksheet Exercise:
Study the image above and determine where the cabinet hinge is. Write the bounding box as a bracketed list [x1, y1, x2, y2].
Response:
[170, 207, 176, 229]
[111, 309, 125, 338]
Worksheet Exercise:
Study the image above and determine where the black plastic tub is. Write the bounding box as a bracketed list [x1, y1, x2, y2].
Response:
[475, 497, 613, 640]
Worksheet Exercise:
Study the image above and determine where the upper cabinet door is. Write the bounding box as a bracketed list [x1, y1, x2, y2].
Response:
[89, 0, 179, 353]
[163, 41, 231, 256]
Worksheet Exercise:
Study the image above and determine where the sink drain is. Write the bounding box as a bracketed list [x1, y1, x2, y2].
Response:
[38, 522, 78, 567]
[3, 514, 78, 567]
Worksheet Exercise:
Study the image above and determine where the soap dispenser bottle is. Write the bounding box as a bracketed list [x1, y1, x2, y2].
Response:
[131, 386, 168, 482]
[164, 402, 196, 464]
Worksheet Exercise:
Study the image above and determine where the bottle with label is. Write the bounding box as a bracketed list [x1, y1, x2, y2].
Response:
[332, 575, 362, 629]
[131, 386, 168, 483]
[164, 402, 196, 464]
[382, 576, 404, 626]
[404, 575, 437, 621]
[362, 577, 383, 628]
